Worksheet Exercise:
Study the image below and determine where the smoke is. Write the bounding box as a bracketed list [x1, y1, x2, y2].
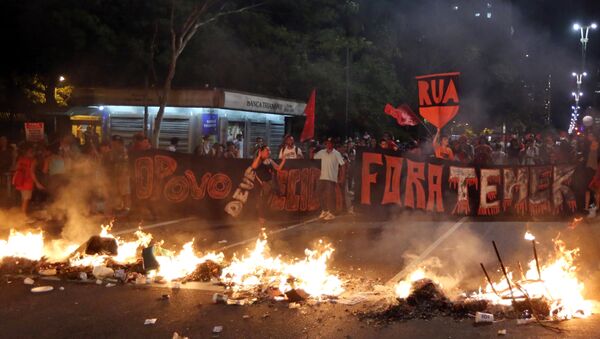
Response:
[368, 0, 582, 131]
[44, 157, 111, 243]
[371, 213, 494, 298]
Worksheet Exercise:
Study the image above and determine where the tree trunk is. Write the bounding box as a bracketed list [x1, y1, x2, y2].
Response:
[151, 56, 178, 147]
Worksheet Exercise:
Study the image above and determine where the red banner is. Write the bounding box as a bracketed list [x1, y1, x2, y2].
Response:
[416, 72, 460, 128]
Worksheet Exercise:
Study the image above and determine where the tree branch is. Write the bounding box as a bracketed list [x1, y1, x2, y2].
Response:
[179, 2, 262, 54]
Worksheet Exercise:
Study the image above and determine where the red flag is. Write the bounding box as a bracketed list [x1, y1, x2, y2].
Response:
[384, 103, 419, 126]
[415, 72, 460, 128]
[300, 89, 316, 142]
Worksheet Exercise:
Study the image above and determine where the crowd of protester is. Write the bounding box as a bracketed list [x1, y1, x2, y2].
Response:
[2, 127, 599, 221]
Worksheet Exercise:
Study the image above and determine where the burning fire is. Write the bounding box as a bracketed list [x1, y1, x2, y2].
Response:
[474, 232, 592, 319]
[220, 230, 343, 299]
[69, 225, 153, 267]
[0, 229, 45, 261]
[395, 269, 426, 298]
[151, 240, 224, 281]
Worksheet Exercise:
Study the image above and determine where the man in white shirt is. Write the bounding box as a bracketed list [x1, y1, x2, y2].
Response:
[279, 135, 303, 159]
[314, 137, 344, 220]
[234, 134, 244, 158]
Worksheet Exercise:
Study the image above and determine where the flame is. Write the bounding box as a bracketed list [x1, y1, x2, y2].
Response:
[473, 232, 592, 319]
[151, 240, 224, 281]
[0, 229, 45, 261]
[220, 230, 343, 299]
[395, 268, 426, 298]
[69, 225, 152, 267]
[524, 231, 535, 241]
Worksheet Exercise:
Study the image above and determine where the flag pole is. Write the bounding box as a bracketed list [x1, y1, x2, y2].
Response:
[414, 114, 434, 137]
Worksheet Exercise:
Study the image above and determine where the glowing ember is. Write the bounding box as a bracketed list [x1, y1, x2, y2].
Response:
[0, 229, 45, 261]
[220, 230, 343, 299]
[473, 232, 592, 319]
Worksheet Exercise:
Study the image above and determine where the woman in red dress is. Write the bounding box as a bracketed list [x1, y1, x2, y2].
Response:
[12, 144, 44, 215]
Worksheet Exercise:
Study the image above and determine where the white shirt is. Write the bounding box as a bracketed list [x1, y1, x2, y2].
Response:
[234, 140, 244, 158]
[279, 145, 303, 159]
[314, 149, 344, 182]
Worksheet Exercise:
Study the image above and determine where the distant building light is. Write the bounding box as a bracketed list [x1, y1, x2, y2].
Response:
[452, 5, 459, 10]
[98, 106, 105, 111]
[487, 12, 492, 19]
[487, 2, 492, 8]
[475, 12, 481, 17]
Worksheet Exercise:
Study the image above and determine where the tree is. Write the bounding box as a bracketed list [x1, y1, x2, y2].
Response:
[150, 0, 259, 147]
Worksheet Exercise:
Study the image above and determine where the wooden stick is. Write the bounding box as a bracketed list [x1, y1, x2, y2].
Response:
[518, 261, 526, 281]
[492, 241, 516, 302]
[480, 263, 501, 297]
[532, 240, 542, 280]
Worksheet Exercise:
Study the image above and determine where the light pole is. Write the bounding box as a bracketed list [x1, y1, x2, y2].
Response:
[572, 91, 583, 106]
[572, 71, 587, 91]
[573, 23, 597, 71]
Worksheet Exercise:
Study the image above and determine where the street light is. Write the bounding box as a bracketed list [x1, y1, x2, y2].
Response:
[572, 71, 587, 90]
[58, 75, 66, 82]
[573, 22, 597, 70]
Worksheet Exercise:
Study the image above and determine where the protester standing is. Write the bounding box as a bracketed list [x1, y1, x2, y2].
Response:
[13, 144, 44, 216]
[234, 133, 244, 158]
[583, 133, 600, 210]
[278, 135, 303, 159]
[315, 138, 345, 220]
[521, 139, 539, 165]
[433, 129, 454, 160]
[491, 144, 507, 165]
[105, 135, 131, 216]
[252, 145, 286, 225]
[252, 137, 265, 157]
[223, 141, 239, 158]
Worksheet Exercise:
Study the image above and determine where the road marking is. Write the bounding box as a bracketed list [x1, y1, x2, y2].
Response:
[113, 217, 197, 235]
[216, 217, 321, 251]
[386, 216, 469, 285]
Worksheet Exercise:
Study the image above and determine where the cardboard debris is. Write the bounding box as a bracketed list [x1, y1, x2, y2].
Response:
[475, 312, 494, 323]
[212, 325, 223, 333]
[498, 329, 507, 335]
[285, 288, 309, 302]
[85, 236, 118, 256]
[106, 283, 116, 288]
[144, 318, 157, 325]
[23, 277, 34, 285]
[289, 302, 301, 309]
[142, 246, 160, 272]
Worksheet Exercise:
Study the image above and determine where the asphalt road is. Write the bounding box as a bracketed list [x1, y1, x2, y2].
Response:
[2, 213, 600, 338]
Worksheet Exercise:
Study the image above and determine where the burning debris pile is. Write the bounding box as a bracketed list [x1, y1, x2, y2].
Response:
[362, 231, 593, 326]
[0, 225, 343, 304]
[219, 230, 343, 304]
